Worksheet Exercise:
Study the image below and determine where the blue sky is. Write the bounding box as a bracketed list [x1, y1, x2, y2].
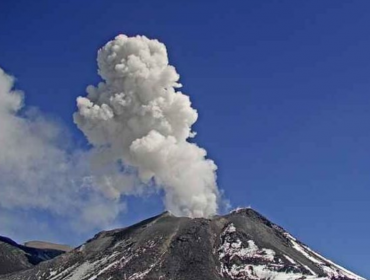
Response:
[0, 1, 369, 278]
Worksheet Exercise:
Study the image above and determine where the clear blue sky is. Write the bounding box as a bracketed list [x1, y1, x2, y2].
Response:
[1, 1, 369, 278]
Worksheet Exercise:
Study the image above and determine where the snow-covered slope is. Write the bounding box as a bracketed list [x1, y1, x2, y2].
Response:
[219, 209, 364, 280]
[0, 209, 365, 280]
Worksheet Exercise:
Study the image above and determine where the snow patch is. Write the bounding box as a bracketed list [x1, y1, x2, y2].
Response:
[283, 230, 365, 280]
[284, 255, 296, 265]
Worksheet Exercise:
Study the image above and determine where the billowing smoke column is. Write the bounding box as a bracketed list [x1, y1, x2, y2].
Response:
[74, 35, 219, 217]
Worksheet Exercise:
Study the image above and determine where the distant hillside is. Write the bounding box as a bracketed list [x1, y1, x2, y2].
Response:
[24, 241, 72, 253]
[0, 236, 67, 275]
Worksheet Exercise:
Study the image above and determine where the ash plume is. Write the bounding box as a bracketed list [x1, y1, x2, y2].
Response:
[74, 35, 220, 217]
[0, 35, 221, 241]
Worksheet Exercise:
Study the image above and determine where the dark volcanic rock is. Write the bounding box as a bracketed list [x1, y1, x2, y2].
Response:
[0, 236, 67, 275]
[0, 209, 365, 280]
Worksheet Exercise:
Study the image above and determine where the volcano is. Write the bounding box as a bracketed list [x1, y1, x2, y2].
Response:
[0, 208, 365, 280]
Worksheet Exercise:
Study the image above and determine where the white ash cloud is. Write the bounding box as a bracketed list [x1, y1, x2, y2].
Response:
[74, 35, 220, 217]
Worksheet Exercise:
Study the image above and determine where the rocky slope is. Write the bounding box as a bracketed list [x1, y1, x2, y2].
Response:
[0, 208, 365, 280]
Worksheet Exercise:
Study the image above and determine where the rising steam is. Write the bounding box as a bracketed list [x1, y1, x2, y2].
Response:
[74, 35, 219, 217]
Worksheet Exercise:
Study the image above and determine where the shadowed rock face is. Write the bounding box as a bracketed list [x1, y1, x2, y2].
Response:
[0, 209, 365, 280]
[0, 236, 66, 275]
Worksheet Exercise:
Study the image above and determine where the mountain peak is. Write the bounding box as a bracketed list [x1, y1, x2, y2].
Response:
[0, 211, 365, 280]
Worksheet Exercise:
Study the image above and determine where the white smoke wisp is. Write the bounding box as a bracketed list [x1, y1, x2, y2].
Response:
[74, 35, 220, 217]
[0, 68, 127, 237]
